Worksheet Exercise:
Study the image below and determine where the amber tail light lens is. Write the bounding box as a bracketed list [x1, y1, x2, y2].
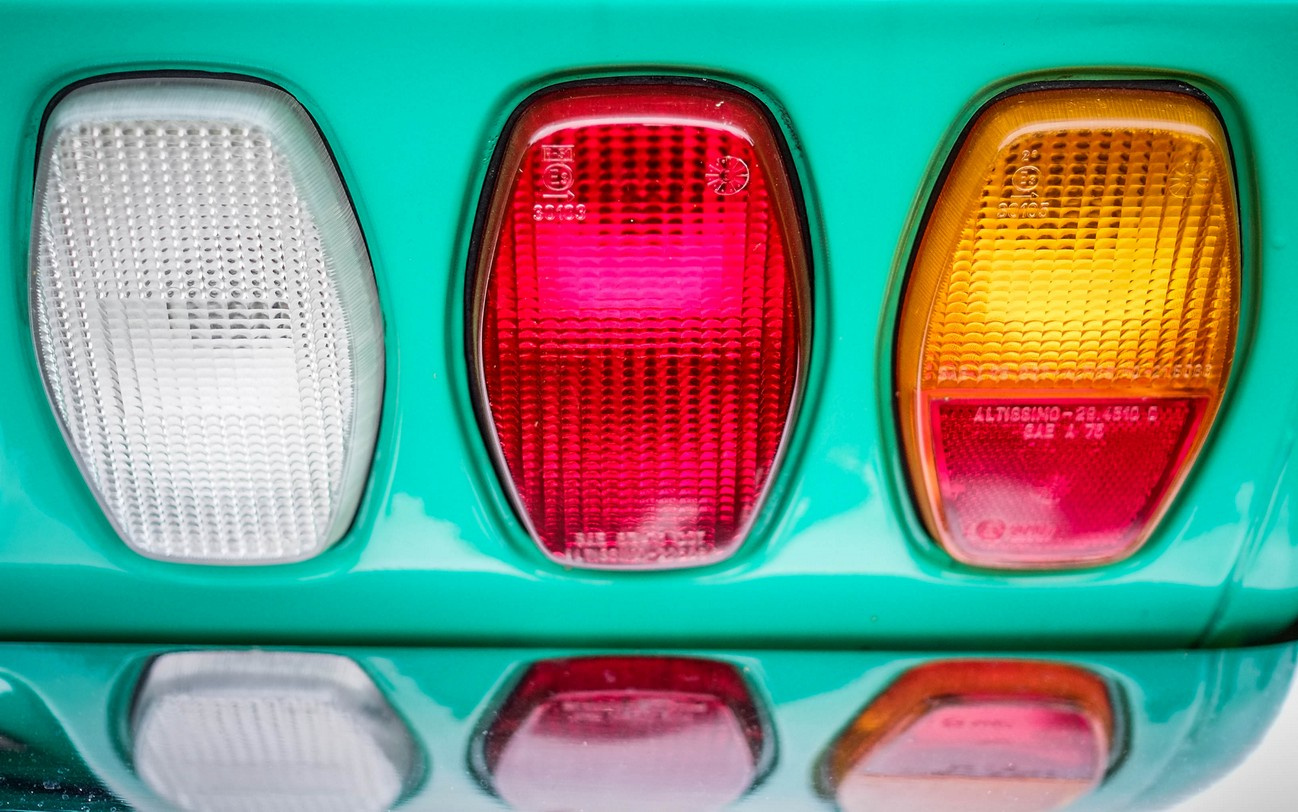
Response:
[818, 660, 1116, 812]
[472, 656, 772, 811]
[469, 80, 810, 570]
[896, 84, 1240, 569]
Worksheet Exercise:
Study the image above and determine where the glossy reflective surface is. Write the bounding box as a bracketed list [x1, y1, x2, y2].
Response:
[472, 657, 771, 810]
[131, 651, 418, 811]
[0, 642, 1291, 809]
[819, 661, 1114, 811]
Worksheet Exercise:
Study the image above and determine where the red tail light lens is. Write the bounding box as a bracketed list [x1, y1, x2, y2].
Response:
[473, 656, 771, 811]
[470, 80, 809, 569]
[819, 661, 1115, 811]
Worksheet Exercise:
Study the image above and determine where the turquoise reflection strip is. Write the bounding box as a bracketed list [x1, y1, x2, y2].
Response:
[0, 644, 1287, 809]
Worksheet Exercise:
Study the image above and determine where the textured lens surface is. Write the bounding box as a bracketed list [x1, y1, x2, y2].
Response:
[897, 86, 1239, 568]
[476, 83, 807, 569]
[822, 661, 1112, 812]
[132, 651, 417, 812]
[932, 397, 1203, 564]
[917, 93, 1236, 391]
[31, 78, 383, 563]
[476, 657, 768, 812]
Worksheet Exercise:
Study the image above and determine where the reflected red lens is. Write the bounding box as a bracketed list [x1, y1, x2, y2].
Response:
[477, 657, 768, 812]
[821, 660, 1114, 812]
[473, 82, 808, 569]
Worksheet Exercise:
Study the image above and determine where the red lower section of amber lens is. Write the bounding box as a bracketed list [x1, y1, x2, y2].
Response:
[822, 660, 1114, 812]
[475, 83, 807, 569]
[929, 397, 1205, 567]
[478, 657, 767, 812]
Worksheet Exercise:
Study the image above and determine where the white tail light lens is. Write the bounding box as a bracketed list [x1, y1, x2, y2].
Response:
[30, 76, 383, 563]
[131, 651, 418, 812]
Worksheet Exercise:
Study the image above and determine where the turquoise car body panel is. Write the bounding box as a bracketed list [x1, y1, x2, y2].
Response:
[0, 642, 1290, 809]
[0, 0, 1295, 646]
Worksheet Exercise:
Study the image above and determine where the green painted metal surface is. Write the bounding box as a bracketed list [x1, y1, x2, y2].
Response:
[0, 642, 1290, 809]
[0, 0, 1295, 646]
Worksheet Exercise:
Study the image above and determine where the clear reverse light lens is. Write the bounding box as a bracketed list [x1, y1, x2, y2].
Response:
[30, 76, 383, 563]
[132, 651, 418, 812]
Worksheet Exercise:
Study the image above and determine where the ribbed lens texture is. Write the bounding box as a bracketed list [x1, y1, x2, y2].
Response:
[479, 85, 805, 569]
[31, 79, 382, 563]
[933, 398, 1202, 563]
[132, 652, 416, 812]
[477, 657, 767, 812]
[897, 87, 1240, 568]
[922, 100, 1235, 391]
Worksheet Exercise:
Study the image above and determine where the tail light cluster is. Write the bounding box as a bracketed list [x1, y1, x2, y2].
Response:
[469, 82, 809, 569]
[28, 75, 1240, 573]
[897, 85, 1240, 569]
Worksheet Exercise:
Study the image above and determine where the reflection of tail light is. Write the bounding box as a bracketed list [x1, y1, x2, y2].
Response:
[30, 76, 384, 564]
[896, 85, 1240, 569]
[818, 660, 1116, 811]
[472, 656, 772, 811]
[131, 651, 418, 812]
[469, 80, 810, 570]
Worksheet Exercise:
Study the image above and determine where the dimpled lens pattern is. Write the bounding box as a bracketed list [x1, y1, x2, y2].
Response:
[476, 84, 807, 569]
[132, 651, 417, 812]
[933, 398, 1203, 563]
[897, 86, 1240, 568]
[31, 78, 383, 563]
[917, 90, 1236, 391]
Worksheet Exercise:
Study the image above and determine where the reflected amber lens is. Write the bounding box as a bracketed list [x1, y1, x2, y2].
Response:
[821, 660, 1115, 812]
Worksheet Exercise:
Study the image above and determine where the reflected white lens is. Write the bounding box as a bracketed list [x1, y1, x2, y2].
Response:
[30, 76, 383, 563]
[132, 651, 417, 812]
